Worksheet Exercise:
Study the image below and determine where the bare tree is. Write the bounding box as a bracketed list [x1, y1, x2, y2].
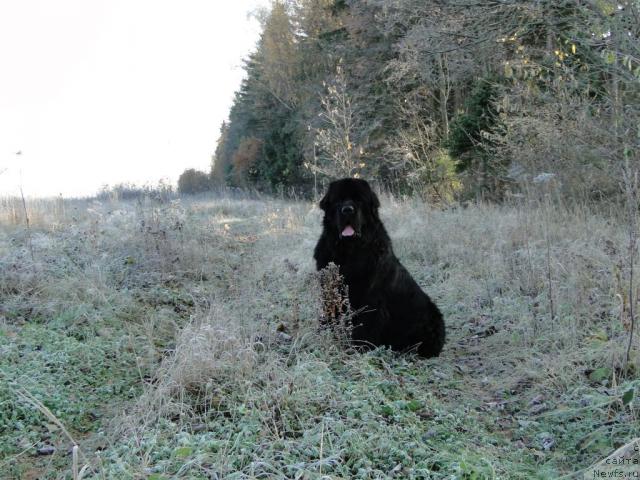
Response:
[307, 65, 362, 179]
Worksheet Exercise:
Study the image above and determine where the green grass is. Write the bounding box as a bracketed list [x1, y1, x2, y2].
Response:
[0, 321, 140, 471]
[0, 194, 638, 479]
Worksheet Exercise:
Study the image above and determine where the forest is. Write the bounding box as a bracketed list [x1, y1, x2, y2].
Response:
[204, 0, 640, 203]
[3, 1, 640, 478]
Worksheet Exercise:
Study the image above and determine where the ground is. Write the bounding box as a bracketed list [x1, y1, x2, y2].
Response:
[0, 193, 638, 479]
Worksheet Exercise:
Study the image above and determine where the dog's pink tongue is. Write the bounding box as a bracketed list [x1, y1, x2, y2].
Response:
[342, 225, 355, 237]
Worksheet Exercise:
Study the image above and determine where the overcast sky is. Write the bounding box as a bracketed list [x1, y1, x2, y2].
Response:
[0, 0, 269, 198]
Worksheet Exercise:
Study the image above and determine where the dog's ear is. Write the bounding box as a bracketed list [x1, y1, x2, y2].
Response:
[319, 192, 329, 211]
[360, 180, 380, 210]
[368, 189, 380, 210]
[319, 184, 333, 211]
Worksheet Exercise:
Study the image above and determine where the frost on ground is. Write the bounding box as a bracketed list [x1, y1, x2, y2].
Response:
[0, 194, 638, 479]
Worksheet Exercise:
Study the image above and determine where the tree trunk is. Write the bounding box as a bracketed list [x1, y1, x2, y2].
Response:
[437, 53, 450, 137]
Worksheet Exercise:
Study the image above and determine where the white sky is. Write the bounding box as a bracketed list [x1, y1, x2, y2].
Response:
[0, 0, 269, 198]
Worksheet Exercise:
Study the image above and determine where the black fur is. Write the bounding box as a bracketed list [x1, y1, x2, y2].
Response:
[314, 178, 445, 358]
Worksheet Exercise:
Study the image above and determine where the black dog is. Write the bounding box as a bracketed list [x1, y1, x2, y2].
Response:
[314, 178, 445, 358]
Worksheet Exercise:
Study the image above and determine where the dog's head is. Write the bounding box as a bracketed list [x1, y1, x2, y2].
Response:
[319, 178, 380, 240]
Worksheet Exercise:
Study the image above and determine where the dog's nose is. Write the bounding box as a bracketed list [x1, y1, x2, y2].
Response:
[341, 205, 355, 215]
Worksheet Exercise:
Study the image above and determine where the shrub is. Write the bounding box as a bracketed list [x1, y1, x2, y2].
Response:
[97, 181, 175, 202]
[178, 169, 211, 195]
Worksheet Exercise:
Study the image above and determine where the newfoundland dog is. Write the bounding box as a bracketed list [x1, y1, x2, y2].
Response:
[314, 178, 445, 358]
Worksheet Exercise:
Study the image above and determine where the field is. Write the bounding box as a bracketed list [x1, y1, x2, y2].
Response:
[1, 193, 639, 479]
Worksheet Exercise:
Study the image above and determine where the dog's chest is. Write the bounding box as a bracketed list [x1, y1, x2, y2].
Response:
[333, 246, 372, 279]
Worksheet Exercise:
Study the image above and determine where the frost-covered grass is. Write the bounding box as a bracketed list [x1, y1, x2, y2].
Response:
[0, 193, 638, 479]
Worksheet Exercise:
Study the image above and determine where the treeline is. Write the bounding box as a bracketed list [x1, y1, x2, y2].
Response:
[207, 0, 639, 202]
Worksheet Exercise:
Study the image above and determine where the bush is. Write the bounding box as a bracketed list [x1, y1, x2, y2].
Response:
[178, 169, 211, 195]
[409, 149, 462, 203]
[97, 181, 175, 202]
